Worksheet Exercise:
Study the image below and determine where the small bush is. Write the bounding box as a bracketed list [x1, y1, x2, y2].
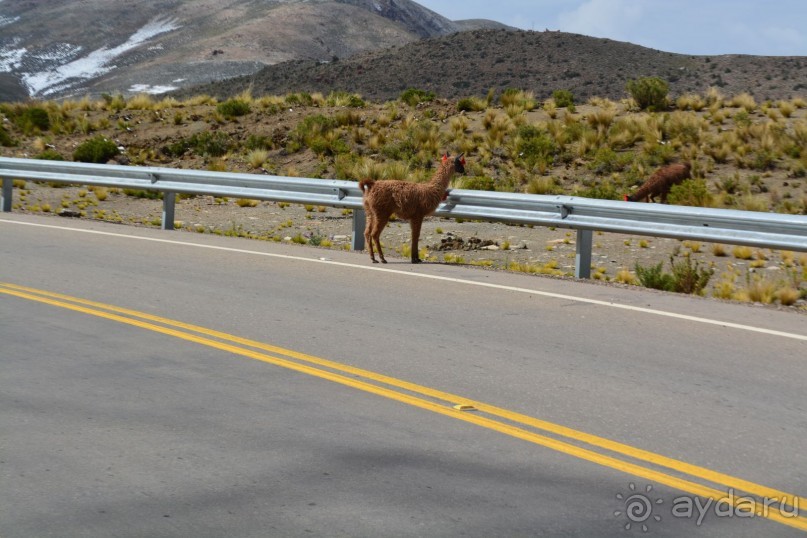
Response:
[667, 179, 714, 207]
[626, 77, 669, 111]
[73, 136, 120, 163]
[216, 99, 251, 117]
[635, 261, 674, 291]
[526, 176, 560, 195]
[635, 256, 713, 295]
[190, 131, 232, 157]
[668, 255, 714, 295]
[457, 97, 487, 112]
[0, 125, 15, 146]
[94, 187, 109, 201]
[15, 107, 51, 134]
[327, 91, 365, 108]
[36, 149, 64, 160]
[552, 89, 575, 109]
[400, 88, 435, 107]
[515, 124, 556, 170]
[457, 176, 495, 191]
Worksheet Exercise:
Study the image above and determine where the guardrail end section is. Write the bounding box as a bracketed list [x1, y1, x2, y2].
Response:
[1, 177, 12, 212]
[352, 208, 366, 251]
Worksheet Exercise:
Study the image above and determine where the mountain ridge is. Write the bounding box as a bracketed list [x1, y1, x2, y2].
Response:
[0, 0, 505, 101]
[176, 29, 807, 103]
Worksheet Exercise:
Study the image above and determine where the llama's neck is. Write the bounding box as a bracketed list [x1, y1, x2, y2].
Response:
[428, 163, 457, 190]
[632, 181, 656, 200]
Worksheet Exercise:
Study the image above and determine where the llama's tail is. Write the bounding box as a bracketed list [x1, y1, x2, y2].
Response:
[358, 179, 375, 194]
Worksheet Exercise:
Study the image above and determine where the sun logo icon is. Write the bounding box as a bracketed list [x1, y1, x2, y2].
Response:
[614, 482, 664, 532]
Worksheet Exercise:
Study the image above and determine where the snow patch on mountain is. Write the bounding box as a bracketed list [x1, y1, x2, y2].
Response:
[20, 16, 180, 97]
[0, 38, 25, 71]
[0, 14, 19, 26]
[128, 83, 180, 94]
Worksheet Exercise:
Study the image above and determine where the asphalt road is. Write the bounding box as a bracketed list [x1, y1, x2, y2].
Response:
[1, 213, 806, 537]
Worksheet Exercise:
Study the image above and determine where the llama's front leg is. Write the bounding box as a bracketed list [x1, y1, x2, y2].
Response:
[410, 217, 423, 263]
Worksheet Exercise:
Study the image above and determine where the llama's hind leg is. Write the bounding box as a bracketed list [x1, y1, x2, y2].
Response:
[364, 213, 377, 263]
[372, 214, 389, 264]
[410, 217, 423, 263]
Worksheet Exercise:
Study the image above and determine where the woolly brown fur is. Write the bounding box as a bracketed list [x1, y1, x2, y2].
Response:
[626, 162, 691, 203]
[359, 153, 465, 263]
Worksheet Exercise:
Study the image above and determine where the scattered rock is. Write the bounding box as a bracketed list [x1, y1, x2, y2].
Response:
[431, 235, 498, 251]
[58, 209, 81, 218]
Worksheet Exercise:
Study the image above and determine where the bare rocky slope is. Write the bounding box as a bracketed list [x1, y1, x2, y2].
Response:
[178, 29, 807, 103]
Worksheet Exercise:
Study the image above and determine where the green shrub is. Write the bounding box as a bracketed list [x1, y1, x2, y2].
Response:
[162, 138, 191, 157]
[190, 131, 232, 157]
[216, 99, 251, 117]
[668, 255, 714, 295]
[515, 124, 556, 170]
[626, 76, 670, 111]
[400, 88, 435, 107]
[36, 149, 64, 160]
[73, 136, 120, 163]
[552, 89, 575, 109]
[578, 179, 621, 200]
[245, 134, 273, 151]
[588, 147, 632, 174]
[162, 131, 231, 158]
[285, 92, 314, 106]
[457, 97, 487, 112]
[667, 178, 714, 207]
[326, 91, 365, 108]
[0, 125, 15, 146]
[635, 256, 714, 295]
[635, 261, 674, 291]
[457, 176, 495, 191]
[751, 149, 777, 171]
[16, 106, 51, 134]
[123, 189, 162, 200]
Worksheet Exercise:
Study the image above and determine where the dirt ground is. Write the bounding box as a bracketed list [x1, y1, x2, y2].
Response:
[11, 180, 807, 311]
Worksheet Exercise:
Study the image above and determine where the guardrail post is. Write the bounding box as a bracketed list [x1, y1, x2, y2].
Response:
[1, 178, 12, 212]
[351, 208, 366, 251]
[162, 191, 176, 230]
[575, 229, 593, 279]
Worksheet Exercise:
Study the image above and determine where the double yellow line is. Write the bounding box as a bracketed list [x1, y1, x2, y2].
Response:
[1, 281, 805, 532]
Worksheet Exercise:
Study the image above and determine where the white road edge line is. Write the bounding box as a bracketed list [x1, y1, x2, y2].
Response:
[3, 218, 806, 341]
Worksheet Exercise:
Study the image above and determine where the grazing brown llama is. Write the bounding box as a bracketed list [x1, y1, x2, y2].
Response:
[624, 162, 692, 203]
[359, 153, 465, 264]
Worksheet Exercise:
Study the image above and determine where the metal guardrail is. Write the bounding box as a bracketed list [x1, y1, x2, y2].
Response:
[2, 156, 807, 279]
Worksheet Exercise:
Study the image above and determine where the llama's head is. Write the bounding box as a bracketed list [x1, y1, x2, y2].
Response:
[442, 153, 466, 174]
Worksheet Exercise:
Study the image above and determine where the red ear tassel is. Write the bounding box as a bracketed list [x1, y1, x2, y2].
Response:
[442, 154, 448, 162]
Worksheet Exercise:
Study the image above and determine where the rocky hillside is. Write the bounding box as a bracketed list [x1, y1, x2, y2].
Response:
[0, 0, 506, 101]
[178, 29, 807, 103]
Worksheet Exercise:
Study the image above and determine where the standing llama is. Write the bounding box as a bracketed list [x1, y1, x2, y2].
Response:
[624, 162, 692, 203]
[359, 153, 465, 264]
